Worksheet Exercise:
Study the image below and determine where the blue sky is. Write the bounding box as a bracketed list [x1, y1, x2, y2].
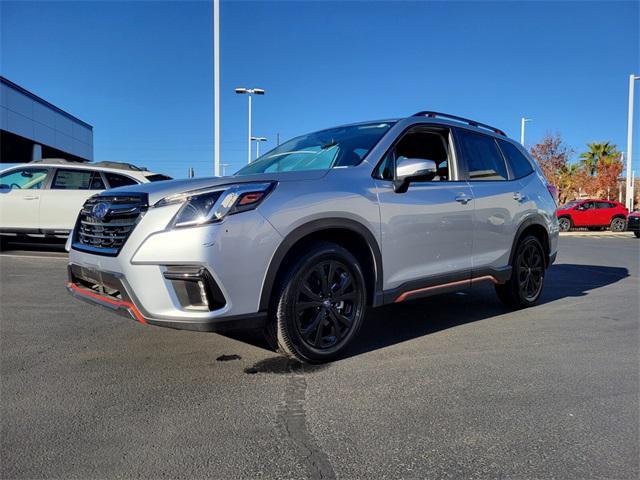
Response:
[2, 0, 639, 179]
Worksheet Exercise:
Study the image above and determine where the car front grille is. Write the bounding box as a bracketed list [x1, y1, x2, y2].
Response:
[72, 193, 148, 256]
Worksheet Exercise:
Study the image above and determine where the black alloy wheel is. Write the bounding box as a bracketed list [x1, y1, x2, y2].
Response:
[269, 241, 367, 363]
[517, 242, 545, 302]
[495, 235, 546, 308]
[294, 260, 360, 350]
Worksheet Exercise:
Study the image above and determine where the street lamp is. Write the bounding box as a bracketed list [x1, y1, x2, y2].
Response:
[251, 136, 268, 159]
[235, 87, 265, 164]
[625, 74, 640, 210]
[520, 117, 532, 145]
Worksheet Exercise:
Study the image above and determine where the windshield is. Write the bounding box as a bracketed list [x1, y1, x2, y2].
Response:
[235, 122, 395, 175]
[561, 200, 579, 209]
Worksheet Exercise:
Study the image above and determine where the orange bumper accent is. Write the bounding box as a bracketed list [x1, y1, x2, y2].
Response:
[68, 282, 147, 324]
[394, 275, 498, 303]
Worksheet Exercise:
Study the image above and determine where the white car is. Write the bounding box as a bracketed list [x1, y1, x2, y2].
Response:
[0, 159, 171, 238]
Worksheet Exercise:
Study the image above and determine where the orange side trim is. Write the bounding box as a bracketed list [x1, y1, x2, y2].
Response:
[69, 282, 147, 324]
[394, 275, 498, 303]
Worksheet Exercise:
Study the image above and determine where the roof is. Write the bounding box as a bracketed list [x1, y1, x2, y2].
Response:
[28, 158, 152, 174]
[0, 76, 93, 130]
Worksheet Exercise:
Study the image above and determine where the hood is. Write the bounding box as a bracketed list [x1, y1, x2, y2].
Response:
[104, 169, 329, 204]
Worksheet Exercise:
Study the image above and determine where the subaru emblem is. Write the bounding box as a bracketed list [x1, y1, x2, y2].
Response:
[92, 202, 110, 220]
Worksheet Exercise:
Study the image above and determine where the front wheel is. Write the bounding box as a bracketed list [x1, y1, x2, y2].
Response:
[610, 217, 626, 232]
[267, 242, 367, 363]
[634, 231, 640, 238]
[495, 235, 546, 309]
[558, 217, 572, 232]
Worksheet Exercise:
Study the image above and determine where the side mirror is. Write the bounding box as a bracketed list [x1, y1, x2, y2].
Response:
[0, 184, 10, 191]
[394, 157, 437, 193]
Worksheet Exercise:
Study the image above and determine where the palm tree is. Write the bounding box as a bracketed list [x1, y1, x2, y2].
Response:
[579, 142, 619, 176]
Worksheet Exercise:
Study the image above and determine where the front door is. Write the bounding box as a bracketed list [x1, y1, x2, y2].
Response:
[572, 201, 595, 227]
[374, 126, 474, 293]
[0, 167, 50, 231]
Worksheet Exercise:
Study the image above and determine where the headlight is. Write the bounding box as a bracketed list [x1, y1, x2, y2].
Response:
[156, 182, 275, 228]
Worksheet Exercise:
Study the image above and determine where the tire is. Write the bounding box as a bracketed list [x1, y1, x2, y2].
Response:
[610, 217, 626, 232]
[634, 231, 640, 238]
[495, 235, 546, 309]
[266, 241, 367, 363]
[558, 217, 572, 232]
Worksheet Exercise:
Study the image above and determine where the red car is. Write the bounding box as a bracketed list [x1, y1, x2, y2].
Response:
[557, 199, 628, 232]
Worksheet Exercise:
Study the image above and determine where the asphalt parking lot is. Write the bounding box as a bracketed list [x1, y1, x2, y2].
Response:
[1, 234, 638, 479]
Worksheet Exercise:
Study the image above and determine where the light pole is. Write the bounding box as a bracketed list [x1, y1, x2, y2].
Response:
[520, 117, 532, 145]
[220, 163, 231, 176]
[235, 87, 265, 164]
[213, 0, 220, 176]
[251, 136, 267, 159]
[625, 74, 640, 210]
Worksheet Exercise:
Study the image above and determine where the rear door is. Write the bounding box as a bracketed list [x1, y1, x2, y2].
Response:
[0, 167, 50, 231]
[38, 168, 106, 232]
[455, 128, 525, 276]
[595, 201, 614, 225]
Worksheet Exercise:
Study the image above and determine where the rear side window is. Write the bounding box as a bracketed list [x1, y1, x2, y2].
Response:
[145, 174, 173, 182]
[596, 201, 614, 209]
[52, 169, 105, 190]
[104, 172, 138, 188]
[457, 130, 508, 181]
[498, 140, 534, 179]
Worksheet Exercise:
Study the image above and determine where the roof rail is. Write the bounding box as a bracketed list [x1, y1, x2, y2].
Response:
[30, 158, 87, 165]
[92, 161, 148, 172]
[412, 111, 507, 137]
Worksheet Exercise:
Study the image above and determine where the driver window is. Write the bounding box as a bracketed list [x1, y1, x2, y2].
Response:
[578, 201, 594, 210]
[0, 168, 49, 190]
[376, 129, 451, 181]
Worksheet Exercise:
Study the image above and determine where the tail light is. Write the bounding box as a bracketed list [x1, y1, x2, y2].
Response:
[546, 184, 559, 205]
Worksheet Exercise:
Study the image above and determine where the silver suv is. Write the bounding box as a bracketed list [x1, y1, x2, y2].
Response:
[67, 111, 559, 362]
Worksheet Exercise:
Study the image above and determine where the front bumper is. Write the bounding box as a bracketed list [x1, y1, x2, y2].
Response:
[67, 204, 282, 332]
[66, 263, 266, 332]
[627, 216, 640, 232]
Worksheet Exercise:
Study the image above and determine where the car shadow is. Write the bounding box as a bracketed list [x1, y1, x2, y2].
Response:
[0, 236, 67, 253]
[342, 263, 629, 359]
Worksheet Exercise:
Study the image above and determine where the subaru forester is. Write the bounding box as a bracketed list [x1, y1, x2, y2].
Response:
[66, 111, 559, 362]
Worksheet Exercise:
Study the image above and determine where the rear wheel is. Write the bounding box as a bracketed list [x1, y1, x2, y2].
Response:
[610, 217, 626, 232]
[495, 235, 546, 308]
[266, 242, 367, 363]
[558, 217, 572, 232]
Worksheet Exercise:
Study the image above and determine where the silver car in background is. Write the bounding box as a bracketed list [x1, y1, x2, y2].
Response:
[66, 111, 559, 362]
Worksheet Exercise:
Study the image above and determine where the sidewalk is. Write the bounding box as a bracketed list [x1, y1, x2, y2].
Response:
[560, 231, 637, 238]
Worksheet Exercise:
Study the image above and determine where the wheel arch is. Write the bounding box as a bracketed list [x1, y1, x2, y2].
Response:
[509, 216, 551, 268]
[259, 218, 383, 311]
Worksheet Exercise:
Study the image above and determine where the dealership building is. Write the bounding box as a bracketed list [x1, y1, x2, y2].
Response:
[0, 76, 93, 164]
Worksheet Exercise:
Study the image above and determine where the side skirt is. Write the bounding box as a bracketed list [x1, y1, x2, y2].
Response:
[382, 266, 512, 305]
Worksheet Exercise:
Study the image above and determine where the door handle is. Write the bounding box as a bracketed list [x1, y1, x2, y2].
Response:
[455, 193, 472, 205]
[23, 195, 40, 200]
[513, 192, 527, 202]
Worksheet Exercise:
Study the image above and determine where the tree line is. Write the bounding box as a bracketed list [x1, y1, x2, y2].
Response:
[529, 134, 631, 206]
